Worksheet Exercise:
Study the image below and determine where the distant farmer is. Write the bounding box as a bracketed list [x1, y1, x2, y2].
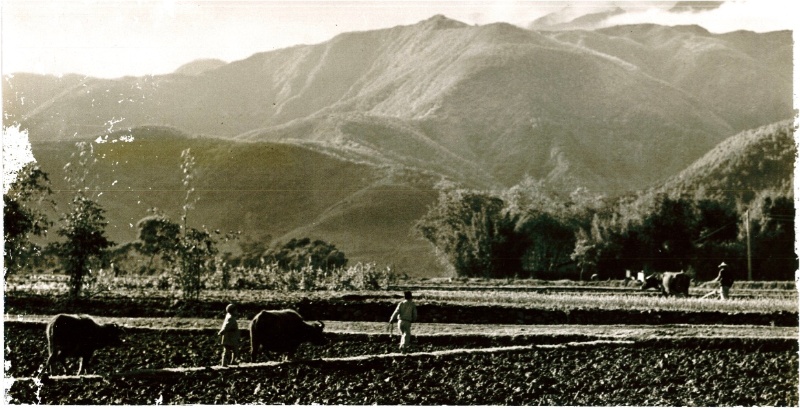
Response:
[389, 291, 418, 353]
[218, 303, 240, 366]
[712, 262, 734, 300]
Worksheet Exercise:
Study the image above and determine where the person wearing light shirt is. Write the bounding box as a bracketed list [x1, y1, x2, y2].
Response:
[389, 291, 418, 353]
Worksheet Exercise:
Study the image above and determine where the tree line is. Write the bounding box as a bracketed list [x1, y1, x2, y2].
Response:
[414, 178, 795, 281]
[4, 144, 351, 301]
[5, 140, 795, 301]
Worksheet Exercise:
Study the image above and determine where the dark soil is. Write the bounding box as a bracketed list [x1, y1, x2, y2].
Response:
[6, 290, 798, 406]
[7, 343, 798, 405]
[5, 321, 594, 378]
[5, 321, 798, 405]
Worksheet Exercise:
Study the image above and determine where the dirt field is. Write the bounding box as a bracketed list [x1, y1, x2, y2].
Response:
[4, 280, 798, 405]
[4, 315, 798, 405]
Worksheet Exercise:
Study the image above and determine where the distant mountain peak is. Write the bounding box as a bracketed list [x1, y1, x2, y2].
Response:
[174, 58, 227, 76]
[672, 24, 711, 36]
[418, 14, 469, 30]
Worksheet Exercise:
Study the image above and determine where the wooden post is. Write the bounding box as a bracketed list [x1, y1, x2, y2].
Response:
[745, 209, 753, 281]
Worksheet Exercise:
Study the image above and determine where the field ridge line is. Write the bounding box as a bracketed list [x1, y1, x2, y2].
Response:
[7, 340, 635, 383]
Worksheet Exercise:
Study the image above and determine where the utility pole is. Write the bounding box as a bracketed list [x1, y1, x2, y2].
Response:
[745, 209, 752, 281]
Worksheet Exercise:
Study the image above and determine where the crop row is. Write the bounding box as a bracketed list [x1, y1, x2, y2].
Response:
[7, 340, 798, 405]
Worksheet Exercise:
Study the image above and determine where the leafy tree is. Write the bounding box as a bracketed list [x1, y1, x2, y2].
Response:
[168, 148, 228, 300]
[635, 195, 697, 272]
[263, 238, 348, 271]
[54, 142, 114, 300]
[688, 199, 742, 279]
[516, 210, 574, 276]
[175, 226, 218, 300]
[416, 190, 522, 278]
[56, 195, 114, 300]
[236, 233, 273, 267]
[746, 193, 796, 280]
[570, 207, 631, 279]
[3, 163, 53, 274]
[571, 230, 598, 280]
[570, 193, 755, 280]
[135, 211, 181, 273]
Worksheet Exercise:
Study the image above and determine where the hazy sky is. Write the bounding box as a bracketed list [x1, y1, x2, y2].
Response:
[2, 0, 797, 79]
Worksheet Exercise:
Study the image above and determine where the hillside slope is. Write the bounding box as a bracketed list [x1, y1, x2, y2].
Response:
[653, 120, 796, 203]
[551, 24, 792, 131]
[30, 127, 443, 275]
[6, 17, 793, 277]
[4, 17, 792, 193]
[26, 121, 793, 278]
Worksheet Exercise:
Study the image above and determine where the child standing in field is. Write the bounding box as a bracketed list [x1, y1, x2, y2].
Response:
[389, 291, 418, 353]
[218, 303, 240, 366]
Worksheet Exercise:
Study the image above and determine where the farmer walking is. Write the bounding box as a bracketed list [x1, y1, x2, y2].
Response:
[218, 303, 240, 366]
[389, 291, 418, 353]
[712, 262, 735, 300]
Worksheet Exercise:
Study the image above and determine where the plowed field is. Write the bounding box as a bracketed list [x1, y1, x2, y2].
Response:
[4, 318, 798, 405]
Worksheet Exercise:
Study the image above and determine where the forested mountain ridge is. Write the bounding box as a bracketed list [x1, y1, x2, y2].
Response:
[551, 24, 791, 132]
[3, 16, 792, 193]
[4, 16, 794, 276]
[26, 127, 445, 275]
[22, 119, 795, 277]
[653, 120, 795, 204]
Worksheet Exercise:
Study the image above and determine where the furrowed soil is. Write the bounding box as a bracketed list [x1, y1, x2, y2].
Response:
[4, 320, 798, 405]
[7, 341, 798, 406]
[4, 289, 798, 405]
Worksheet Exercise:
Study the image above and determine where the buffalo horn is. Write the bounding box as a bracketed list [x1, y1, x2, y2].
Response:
[317, 320, 325, 329]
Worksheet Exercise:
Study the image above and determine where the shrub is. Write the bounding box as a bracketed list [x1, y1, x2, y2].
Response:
[209, 262, 405, 291]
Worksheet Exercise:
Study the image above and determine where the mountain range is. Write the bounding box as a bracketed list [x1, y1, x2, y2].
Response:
[3, 16, 793, 276]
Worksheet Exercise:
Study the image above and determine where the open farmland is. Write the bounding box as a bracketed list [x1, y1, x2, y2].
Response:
[3, 278, 798, 405]
[4, 319, 798, 405]
[5, 274, 797, 315]
[3, 5, 796, 406]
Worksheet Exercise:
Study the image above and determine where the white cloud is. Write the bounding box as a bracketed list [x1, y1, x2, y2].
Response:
[604, 0, 796, 33]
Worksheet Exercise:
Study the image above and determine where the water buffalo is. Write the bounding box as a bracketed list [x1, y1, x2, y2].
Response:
[641, 271, 691, 297]
[45, 314, 124, 375]
[250, 309, 327, 362]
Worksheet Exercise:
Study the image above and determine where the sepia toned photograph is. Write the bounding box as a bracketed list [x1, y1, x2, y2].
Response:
[2, 0, 797, 405]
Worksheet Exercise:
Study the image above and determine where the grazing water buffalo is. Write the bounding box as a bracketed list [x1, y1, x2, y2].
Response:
[250, 309, 327, 362]
[45, 314, 124, 375]
[641, 271, 691, 297]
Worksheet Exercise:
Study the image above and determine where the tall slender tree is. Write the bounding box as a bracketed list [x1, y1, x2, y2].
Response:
[172, 149, 218, 300]
[54, 142, 114, 300]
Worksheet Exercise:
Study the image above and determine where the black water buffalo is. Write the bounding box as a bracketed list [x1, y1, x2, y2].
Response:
[45, 314, 124, 375]
[641, 271, 691, 297]
[250, 309, 327, 362]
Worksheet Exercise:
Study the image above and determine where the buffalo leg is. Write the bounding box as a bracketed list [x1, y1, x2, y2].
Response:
[46, 351, 69, 375]
[45, 351, 59, 374]
[251, 342, 259, 363]
[77, 353, 93, 375]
